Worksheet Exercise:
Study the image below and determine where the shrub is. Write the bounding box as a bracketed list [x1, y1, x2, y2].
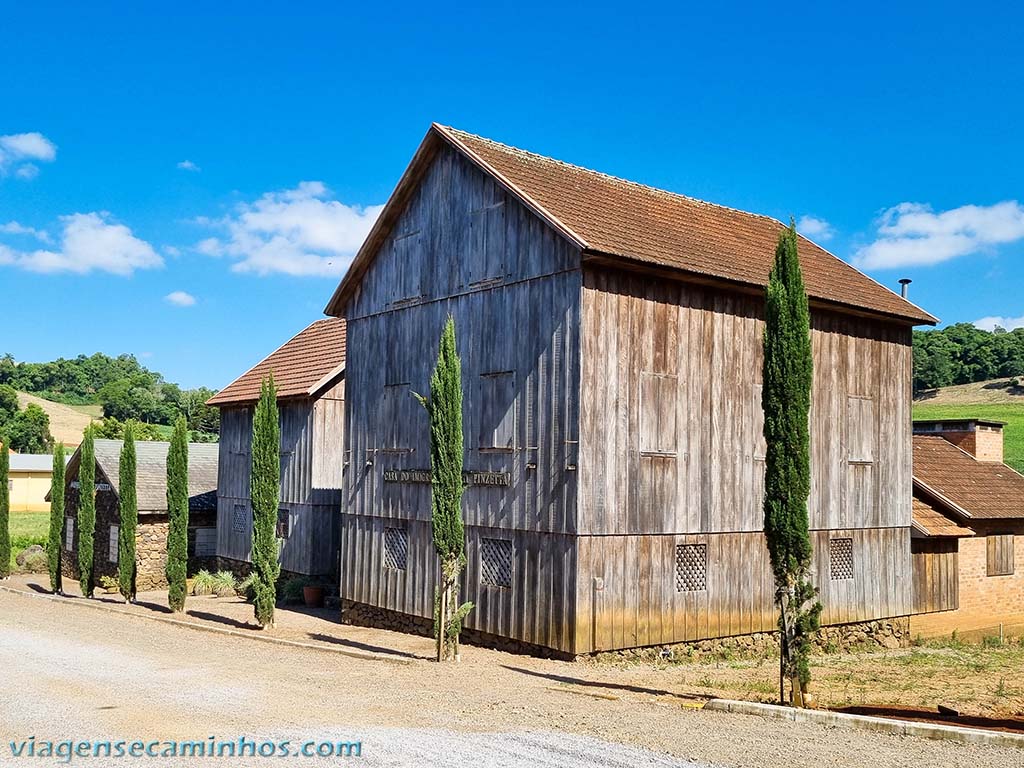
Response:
[98, 574, 119, 591]
[236, 573, 256, 601]
[281, 575, 311, 604]
[191, 569, 217, 596]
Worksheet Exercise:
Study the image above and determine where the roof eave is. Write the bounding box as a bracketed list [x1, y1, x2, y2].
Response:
[582, 250, 937, 326]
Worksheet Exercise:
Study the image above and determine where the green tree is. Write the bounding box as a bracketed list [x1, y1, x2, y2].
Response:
[0, 447, 9, 579]
[250, 376, 281, 628]
[118, 425, 138, 602]
[0, 384, 18, 425]
[165, 416, 189, 612]
[48, 443, 65, 593]
[762, 222, 822, 706]
[414, 317, 473, 662]
[6, 403, 54, 453]
[78, 428, 97, 597]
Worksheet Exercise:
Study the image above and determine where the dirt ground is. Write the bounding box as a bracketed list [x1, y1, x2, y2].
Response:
[2, 580, 1022, 767]
[16, 391, 95, 446]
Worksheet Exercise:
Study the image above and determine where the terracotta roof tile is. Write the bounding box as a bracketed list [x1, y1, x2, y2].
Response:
[439, 126, 935, 324]
[208, 318, 346, 407]
[913, 435, 1024, 520]
[911, 496, 973, 537]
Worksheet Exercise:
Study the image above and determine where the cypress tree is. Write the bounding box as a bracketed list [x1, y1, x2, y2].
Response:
[251, 376, 281, 628]
[762, 220, 822, 705]
[165, 416, 189, 612]
[118, 424, 138, 602]
[78, 428, 96, 597]
[0, 445, 9, 579]
[48, 442, 65, 593]
[414, 316, 473, 662]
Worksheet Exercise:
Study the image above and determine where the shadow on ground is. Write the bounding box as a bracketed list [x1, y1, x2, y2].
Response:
[307, 633, 430, 660]
[502, 665, 712, 701]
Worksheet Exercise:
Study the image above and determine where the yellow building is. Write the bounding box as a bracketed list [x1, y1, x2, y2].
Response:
[9, 453, 61, 512]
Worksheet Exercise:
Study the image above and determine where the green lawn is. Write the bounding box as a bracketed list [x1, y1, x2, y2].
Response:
[913, 403, 1024, 474]
[9, 511, 49, 571]
[67, 403, 104, 418]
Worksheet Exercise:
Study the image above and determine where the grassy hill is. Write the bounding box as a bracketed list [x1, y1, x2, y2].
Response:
[16, 391, 96, 448]
[913, 381, 1024, 474]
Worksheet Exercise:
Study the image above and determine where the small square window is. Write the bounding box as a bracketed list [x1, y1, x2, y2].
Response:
[480, 538, 513, 588]
[830, 538, 854, 580]
[383, 527, 408, 571]
[276, 508, 291, 539]
[675, 544, 707, 592]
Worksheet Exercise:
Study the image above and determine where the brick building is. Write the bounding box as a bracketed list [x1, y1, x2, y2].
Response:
[910, 419, 1024, 637]
[60, 439, 219, 591]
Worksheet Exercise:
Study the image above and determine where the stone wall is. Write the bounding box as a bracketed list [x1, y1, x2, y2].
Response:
[340, 599, 906, 660]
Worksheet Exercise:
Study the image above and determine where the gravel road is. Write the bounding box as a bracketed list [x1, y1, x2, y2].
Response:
[0, 589, 1018, 767]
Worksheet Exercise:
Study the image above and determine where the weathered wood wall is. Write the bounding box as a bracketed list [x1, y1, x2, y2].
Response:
[574, 267, 914, 651]
[911, 538, 959, 614]
[340, 143, 582, 652]
[215, 381, 344, 575]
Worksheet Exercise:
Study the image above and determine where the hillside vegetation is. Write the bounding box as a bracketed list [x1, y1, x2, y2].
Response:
[16, 392, 96, 448]
[912, 400, 1024, 474]
[0, 352, 219, 440]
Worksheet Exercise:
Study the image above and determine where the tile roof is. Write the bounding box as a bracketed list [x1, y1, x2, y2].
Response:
[207, 317, 346, 407]
[445, 126, 936, 323]
[912, 435, 1024, 520]
[92, 439, 219, 515]
[911, 496, 973, 537]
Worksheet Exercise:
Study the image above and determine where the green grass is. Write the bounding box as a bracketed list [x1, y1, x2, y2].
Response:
[66, 403, 104, 417]
[8, 511, 49, 570]
[912, 403, 1024, 474]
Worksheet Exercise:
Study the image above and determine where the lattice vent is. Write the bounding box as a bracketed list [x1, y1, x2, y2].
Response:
[383, 527, 408, 571]
[675, 543, 707, 592]
[232, 504, 247, 534]
[480, 538, 513, 588]
[830, 538, 854, 580]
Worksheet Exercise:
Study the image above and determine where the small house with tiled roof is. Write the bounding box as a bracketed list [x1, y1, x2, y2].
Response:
[59, 439, 219, 591]
[910, 420, 1024, 637]
[325, 124, 936, 655]
[209, 317, 346, 576]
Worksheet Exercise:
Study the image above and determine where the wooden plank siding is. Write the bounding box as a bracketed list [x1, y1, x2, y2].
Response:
[574, 267, 913, 651]
[339, 142, 582, 652]
[911, 538, 960, 614]
[215, 383, 344, 575]
[336, 140, 917, 655]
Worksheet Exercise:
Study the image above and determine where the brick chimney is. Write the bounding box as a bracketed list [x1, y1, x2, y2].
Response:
[913, 419, 1006, 463]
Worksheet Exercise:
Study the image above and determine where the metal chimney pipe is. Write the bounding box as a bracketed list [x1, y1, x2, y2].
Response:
[899, 278, 912, 298]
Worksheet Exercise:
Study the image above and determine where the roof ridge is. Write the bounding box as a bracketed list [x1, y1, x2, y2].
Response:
[441, 125, 782, 225]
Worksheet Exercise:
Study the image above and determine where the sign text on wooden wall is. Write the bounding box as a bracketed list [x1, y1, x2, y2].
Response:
[383, 469, 511, 486]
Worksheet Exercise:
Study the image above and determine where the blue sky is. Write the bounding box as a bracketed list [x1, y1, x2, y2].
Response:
[2, 2, 1023, 389]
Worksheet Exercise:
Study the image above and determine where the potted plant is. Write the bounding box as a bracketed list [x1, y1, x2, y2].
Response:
[302, 581, 325, 608]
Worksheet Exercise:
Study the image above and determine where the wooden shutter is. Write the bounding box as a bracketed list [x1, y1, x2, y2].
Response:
[640, 372, 677, 455]
[987, 534, 1015, 576]
[479, 372, 515, 450]
[847, 396, 875, 463]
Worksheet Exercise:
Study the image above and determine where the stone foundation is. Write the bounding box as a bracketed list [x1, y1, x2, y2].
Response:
[339, 600, 575, 659]
[341, 599, 910, 660]
[598, 616, 912, 662]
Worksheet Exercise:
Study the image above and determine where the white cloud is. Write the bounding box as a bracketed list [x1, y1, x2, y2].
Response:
[0, 221, 50, 243]
[196, 181, 383, 276]
[0, 212, 163, 275]
[177, 160, 200, 172]
[853, 200, 1024, 270]
[0, 132, 57, 178]
[165, 290, 197, 306]
[164, 245, 182, 257]
[975, 315, 1024, 332]
[797, 215, 834, 242]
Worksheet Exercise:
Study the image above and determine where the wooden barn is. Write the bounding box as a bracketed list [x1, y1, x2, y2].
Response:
[209, 318, 346, 577]
[324, 124, 936, 655]
[910, 419, 1024, 637]
[59, 438, 219, 591]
